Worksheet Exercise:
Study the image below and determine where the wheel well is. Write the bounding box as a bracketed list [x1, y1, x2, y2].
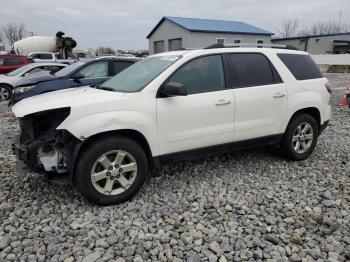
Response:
[74, 129, 154, 174]
[0, 83, 13, 89]
[290, 107, 321, 129]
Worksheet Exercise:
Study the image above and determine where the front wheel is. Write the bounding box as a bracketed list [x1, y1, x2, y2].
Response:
[280, 113, 319, 160]
[0, 85, 12, 101]
[75, 136, 148, 205]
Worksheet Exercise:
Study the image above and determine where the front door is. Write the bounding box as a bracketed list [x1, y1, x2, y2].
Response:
[156, 55, 235, 155]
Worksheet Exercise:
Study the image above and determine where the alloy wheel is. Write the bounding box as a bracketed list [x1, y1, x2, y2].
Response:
[292, 122, 314, 154]
[91, 150, 138, 195]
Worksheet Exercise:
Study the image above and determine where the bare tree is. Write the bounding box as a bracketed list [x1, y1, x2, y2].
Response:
[298, 20, 350, 36]
[277, 19, 299, 38]
[3, 23, 26, 48]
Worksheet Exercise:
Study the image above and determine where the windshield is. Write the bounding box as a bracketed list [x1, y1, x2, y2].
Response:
[55, 61, 85, 76]
[100, 55, 181, 92]
[6, 64, 34, 76]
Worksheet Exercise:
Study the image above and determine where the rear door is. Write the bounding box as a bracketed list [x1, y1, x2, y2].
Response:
[228, 53, 287, 141]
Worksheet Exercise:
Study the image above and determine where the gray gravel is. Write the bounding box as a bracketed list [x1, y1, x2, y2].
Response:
[0, 73, 349, 261]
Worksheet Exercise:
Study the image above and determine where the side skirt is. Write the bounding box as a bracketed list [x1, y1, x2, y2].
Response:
[154, 134, 284, 166]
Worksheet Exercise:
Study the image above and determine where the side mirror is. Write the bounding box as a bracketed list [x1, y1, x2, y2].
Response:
[160, 81, 187, 97]
[71, 72, 85, 82]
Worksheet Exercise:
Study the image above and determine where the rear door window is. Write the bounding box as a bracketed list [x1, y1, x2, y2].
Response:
[229, 53, 280, 88]
[277, 53, 322, 80]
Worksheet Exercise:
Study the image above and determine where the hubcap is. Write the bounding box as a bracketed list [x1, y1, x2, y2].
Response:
[91, 150, 137, 195]
[292, 122, 314, 154]
[0, 87, 10, 101]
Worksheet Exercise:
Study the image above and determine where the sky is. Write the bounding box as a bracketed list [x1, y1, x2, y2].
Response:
[1, 0, 350, 50]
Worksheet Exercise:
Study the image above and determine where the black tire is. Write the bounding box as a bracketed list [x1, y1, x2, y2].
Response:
[0, 84, 12, 101]
[280, 113, 319, 160]
[75, 136, 148, 205]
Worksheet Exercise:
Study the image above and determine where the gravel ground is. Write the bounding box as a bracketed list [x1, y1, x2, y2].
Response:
[0, 74, 349, 262]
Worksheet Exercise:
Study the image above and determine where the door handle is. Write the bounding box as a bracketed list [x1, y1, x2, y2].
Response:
[215, 99, 231, 106]
[273, 92, 285, 98]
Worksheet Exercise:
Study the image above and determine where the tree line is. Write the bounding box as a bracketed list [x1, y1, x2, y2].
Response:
[276, 19, 350, 38]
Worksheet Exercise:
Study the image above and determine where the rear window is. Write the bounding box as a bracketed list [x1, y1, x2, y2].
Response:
[277, 54, 322, 80]
[5, 58, 23, 66]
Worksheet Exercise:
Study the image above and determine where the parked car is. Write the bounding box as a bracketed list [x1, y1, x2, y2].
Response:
[28, 52, 75, 64]
[0, 55, 31, 74]
[11, 57, 140, 104]
[11, 47, 331, 205]
[0, 63, 67, 101]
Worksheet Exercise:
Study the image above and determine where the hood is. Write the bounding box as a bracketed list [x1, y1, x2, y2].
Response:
[11, 86, 126, 117]
[16, 71, 61, 86]
[0, 74, 11, 78]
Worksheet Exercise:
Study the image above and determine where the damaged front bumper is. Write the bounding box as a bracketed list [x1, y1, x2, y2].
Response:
[12, 129, 82, 179]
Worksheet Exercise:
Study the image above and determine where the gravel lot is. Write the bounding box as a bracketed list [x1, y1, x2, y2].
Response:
[0, 74, 349, 262]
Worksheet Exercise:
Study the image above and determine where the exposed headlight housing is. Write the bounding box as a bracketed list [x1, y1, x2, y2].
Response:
[20, 107, 71, 142]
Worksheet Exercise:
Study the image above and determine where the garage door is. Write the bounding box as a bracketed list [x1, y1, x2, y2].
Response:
[154, 41, 165, 54]
[169, 38, 182, 51]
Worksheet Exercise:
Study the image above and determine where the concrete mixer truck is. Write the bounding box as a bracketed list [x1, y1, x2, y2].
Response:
[13, 31, 77, 63]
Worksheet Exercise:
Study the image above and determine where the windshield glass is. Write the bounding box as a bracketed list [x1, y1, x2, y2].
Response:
[55, 61, 85, 76]
[6, 64, 34, 76]
[100, 55, 181, 92]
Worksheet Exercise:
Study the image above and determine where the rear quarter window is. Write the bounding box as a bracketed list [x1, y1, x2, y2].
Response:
[277, 53, 322, 80]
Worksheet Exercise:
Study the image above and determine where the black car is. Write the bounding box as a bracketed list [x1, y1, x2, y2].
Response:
[11, 57, 140, 105]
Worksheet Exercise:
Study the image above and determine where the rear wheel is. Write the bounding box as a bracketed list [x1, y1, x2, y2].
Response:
[280, 113, 319, 160]
[0, 85, 12, 101]
[75, 136, 148, 205]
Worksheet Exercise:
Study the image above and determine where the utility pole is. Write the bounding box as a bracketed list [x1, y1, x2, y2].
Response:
[339, 10, 342, 24]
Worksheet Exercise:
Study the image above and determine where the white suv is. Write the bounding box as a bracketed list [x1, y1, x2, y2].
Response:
[12, 46, 331, 205]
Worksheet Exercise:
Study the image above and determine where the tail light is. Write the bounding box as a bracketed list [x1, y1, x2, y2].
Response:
[325, 82, 332, 94]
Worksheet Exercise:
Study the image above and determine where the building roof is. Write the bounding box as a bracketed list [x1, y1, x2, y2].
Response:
[147, 16, 273, 38]
[272, 32, 350, 41]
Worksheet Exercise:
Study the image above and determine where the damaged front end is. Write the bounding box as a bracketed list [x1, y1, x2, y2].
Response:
[12, 107, 81, 177]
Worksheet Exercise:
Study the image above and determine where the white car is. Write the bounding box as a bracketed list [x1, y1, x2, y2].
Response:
[0, 63, 67, 101]
[28, 52, 75, 64]
[11, 46, 331, 205]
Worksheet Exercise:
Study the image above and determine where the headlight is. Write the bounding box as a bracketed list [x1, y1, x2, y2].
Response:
[16, 85, 35, 93]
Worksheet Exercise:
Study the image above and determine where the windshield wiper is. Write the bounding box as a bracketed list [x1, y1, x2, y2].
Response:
[96, 86, 115, 92]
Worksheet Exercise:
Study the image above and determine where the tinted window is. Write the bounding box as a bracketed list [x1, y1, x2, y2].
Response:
[5, 58, 23, 66]
[0, 58, 4, 66]
[77, 61, 108, 78]
[278, 54, 322, 80]
[39, 54, 53, 59]
[168, 55, 225, 95]
[114, 61, 133, 74]
[229, 53, 277, 88]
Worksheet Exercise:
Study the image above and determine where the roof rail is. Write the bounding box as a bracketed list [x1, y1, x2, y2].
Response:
[204, 43, 299, 50]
